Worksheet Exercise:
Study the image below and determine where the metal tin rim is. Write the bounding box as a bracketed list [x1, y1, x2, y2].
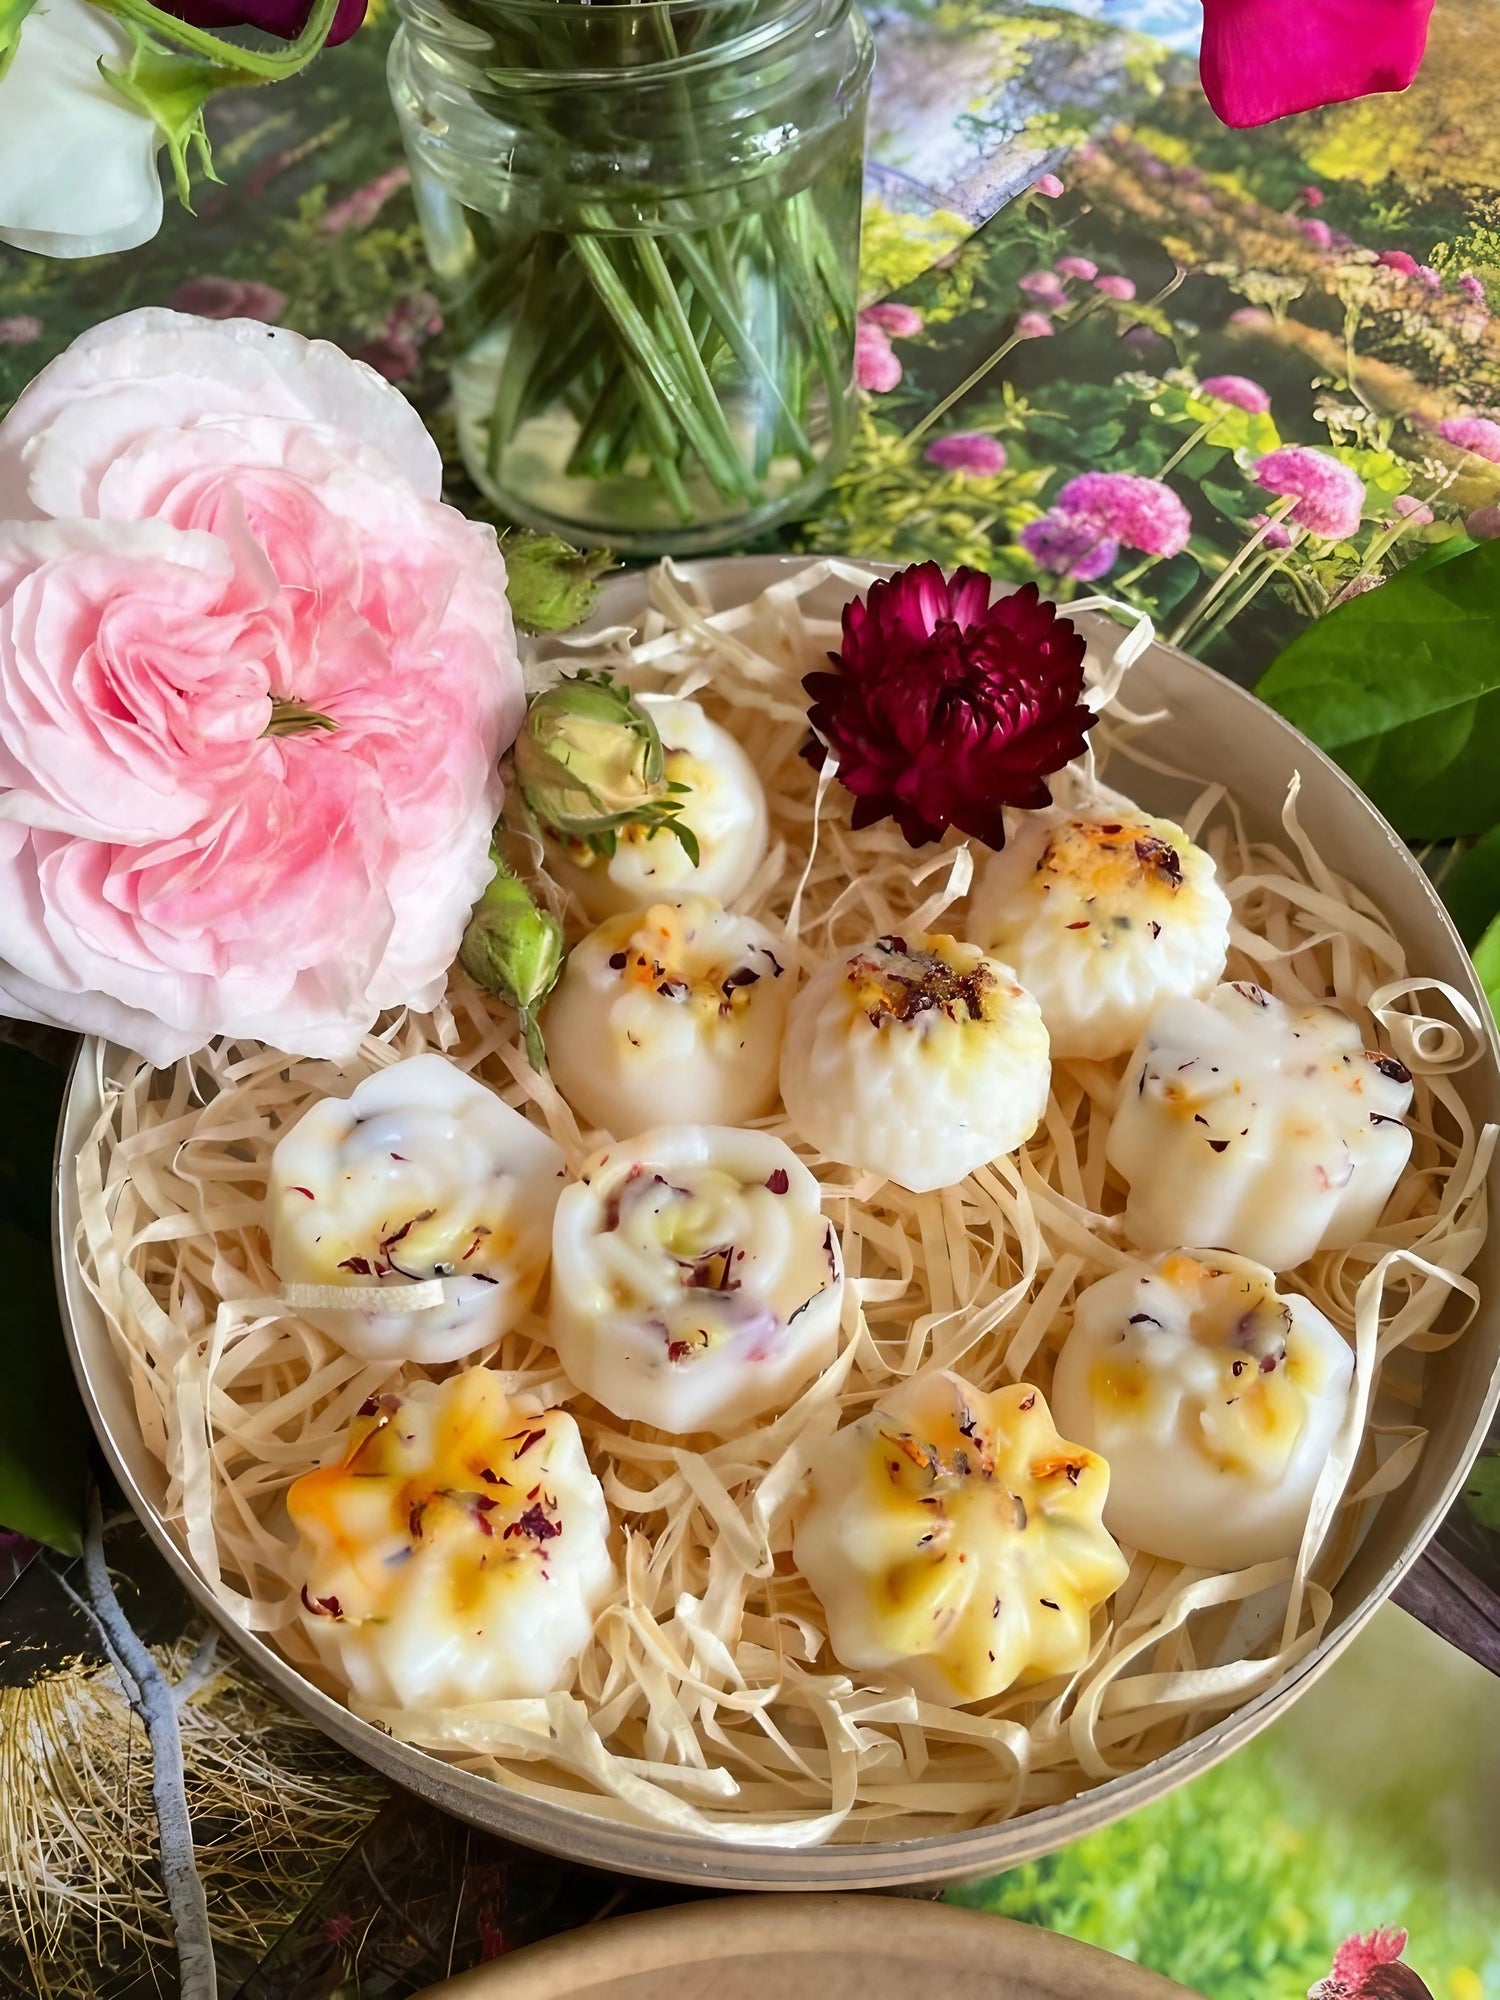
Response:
[53, 554, 1500, 1889]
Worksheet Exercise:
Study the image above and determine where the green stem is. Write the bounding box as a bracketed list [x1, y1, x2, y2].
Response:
[94, 0, 337, 75]
[1158, 416, 1215, 479]
[1169, 496, 1297, 649]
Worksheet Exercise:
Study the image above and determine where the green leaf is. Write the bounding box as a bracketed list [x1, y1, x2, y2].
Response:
[1463, 1454, 1500, 1532]
[1442, 825, 1500, 948]
[1474, 913, 1500, 1027]
[0, 0, 38, 83]
[0, 1218, 89, 1555]
[1256, 541, 1500, 841]
[1328, 444, 1412, 518]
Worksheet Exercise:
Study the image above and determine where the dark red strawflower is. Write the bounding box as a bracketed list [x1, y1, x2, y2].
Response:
[160, 0, 366, 45]
[802, 563, 1093, 852]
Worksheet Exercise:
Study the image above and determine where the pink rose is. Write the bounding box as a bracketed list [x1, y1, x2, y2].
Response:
[854, 321, 903, 392]
[0, 309, 523, 1063]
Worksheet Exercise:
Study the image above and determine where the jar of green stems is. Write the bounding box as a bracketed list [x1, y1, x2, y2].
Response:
[389, 0, 873, 552]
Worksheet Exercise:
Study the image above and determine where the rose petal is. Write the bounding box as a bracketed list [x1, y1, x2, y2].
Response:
[1200, 0, 1434, 128]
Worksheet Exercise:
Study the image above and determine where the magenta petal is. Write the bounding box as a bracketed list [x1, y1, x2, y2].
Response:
[1200, 0, 1434, 128]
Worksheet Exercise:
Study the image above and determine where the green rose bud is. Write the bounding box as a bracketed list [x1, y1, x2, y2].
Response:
[503, 533, 613, 635]
[458, 849, 565, 1072]
[514, 670, 699, 864]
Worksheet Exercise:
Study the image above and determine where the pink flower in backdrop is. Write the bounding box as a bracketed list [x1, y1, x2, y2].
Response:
[1416, 265, 1445, 291]
[1019, 511, 1119, 582]
[1055, 257, 1098, 281]
[1250, 511, 1294, 549]
[1459, 273, 1488, 307]
[1299, 218, 1334, 250]
[1199, 0, 1434, 127]
[1019, 271, 1069, 310]
[168, 276, 287, 322]
[0, 316, 43, 345]
[1094, 274, 1137, 301]
[1436, 415, 1500, 463]
[1055, 471, 1193, 558]
[1377, 249, 1420, 276]
[861, 302, 923, 338]
[1254, 447, 1365, 539]
[1301, 186, 1325, 207]
[1391, 493, 1434, 525]
[854, 320, 902, 392]
[1201, 373, 1271, 413]
[0, 309, 523, 1063]
[321, 165, 411, 236]
[1466, 504, 1500, 539]
[1014, 311, 1055, 340]
[1034, 173, 1065, 198]
[924, 433, 1008, 477]
[1227, 305, 1268, 328]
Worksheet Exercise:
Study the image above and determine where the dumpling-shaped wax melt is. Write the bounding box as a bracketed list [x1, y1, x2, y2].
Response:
[544, 896, 790, 1137]
[1107, 982, 1414, 1271]
[968, 808, 1232, 1060]
[794, 1371, 1128, 1705]
[287, 1368, 615, 1708]
[268, 1055, 565, 1365]
[550, 1125, 843, 1433]
[1051, 1251, 1355, 1570]
[779, 934, 1050, 1193]
[544, 696, 768, 920]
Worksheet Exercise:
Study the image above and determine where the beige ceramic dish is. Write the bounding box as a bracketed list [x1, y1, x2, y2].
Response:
[411, 1896, 1196, 1999]
[55, 555, 1500, 1889]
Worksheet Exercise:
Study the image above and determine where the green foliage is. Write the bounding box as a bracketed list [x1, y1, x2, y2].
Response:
[1464, 1451, 1500, 1530]
[1441, 824, 1500, 948]
[1474, 915, 1500, 1027]
[859, 200, 970, 305]
[950, 1744, 1330, 1999]
[1256, 541, 1500, 840]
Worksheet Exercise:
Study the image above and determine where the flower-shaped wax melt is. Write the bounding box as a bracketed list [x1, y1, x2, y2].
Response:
[269, 1055, 565, 1364]
[1107, 983, 1414, 1270]
[550, 1126, 842, 1433]
[287, 1368, 615, 1708]
[794, 1372, 1127, 1705]
[544, 696, 768, 920]
[779, 934, 1050, 1192]
[968, 808, 1231, 1060]
[1051, 1251, 1354, 1570]
[545, 896, 790, 1136]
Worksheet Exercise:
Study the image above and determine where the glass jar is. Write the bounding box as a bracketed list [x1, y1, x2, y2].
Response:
[389, 0, 873, 553]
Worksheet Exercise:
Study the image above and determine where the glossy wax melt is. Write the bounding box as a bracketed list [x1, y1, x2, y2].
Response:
[779, 934, 1051, 1193]
[794, 1371, 1127, 1706]
[287, 1368, 615, 1708]
[1107, 982, 1414, 1270]
[544, 896, 790, 1137]
[549, 1125, 843, 1433]
[968, 808, 1231, 1060]
[268, 1055, 566, 1364]
[1051, 1251, 1355, 1570]
[544, 696, 768, 920]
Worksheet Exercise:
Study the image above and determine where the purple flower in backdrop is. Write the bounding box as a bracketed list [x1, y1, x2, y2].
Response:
[1035, 173, 1065, 198]
[164, 0, 365, 40]
[1020, 271, 1069, 310]
[1391, 493, 1434, 525]
[322, 165, 411, 235]
[1416, 265, 1445, 291]
[1250, 512, 1294, 549]
[1056, 471, 1193, 558]
[924, 433, 1008, 477]
[861, 302, 924, 338]
[1055, 256, 1098, 281]
[1019, 511, 1119, 581]
[1376, 249, 1420, 275]
[1299, 218, 1334, 250]
[1253, 446, 1366, 539]
[855, 321, 902, 392]
[1466, 504, 1500, 539]
[1122, 326, 1165, 352]
[1095, 274, 1137, 301]
[1301, 185, 1325, 207]
[167, 275, 286, 321]
[1459, 272, 1488, 306]
[1227, 305, 1267, 327]
[0, 315, 43, 345]
[1201, 373, 1271, 413]
[1015, 311, 1056, 340]
[1436, 415, 1500, 463]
